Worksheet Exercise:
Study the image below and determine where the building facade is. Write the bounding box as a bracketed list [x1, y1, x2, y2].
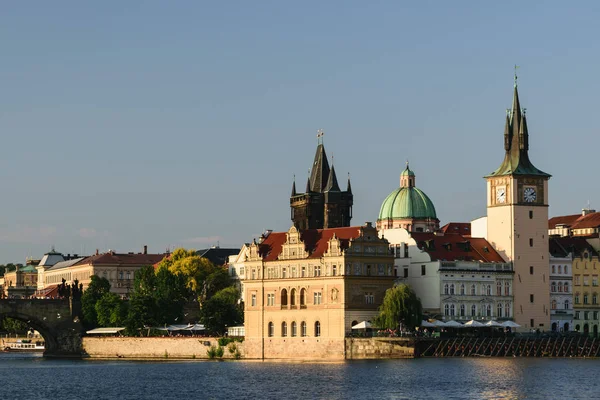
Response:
[290, 138, 353, 230]
[380, 227, 513, 322]
[573, 250, 600, 336]
[241, 223, 395, 359]
[485, 78, 551, 331]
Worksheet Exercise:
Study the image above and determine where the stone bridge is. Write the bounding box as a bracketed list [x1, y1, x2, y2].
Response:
[0, 299, 83, 357]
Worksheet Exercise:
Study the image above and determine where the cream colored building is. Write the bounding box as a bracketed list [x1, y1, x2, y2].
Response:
[37, 247, 167, 298]
[241, 223, 395, 360]
[572, 249, 600, 336]
[484, 80, 551, 331]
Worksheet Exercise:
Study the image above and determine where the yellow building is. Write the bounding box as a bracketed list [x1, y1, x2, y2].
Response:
[485, 78, 551, 331]
[241, 223, 395, 360]
[572, 249, 600, 336]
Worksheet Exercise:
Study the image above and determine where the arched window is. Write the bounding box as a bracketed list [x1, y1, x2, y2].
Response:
[471, 284, 476, 295]
[471, 304, 476, 317]
[497, 281, 502, 296]
[486, 304, 492, 317]
[300, 288, 306, 306]
[268, 322, 274, 337]
[290, 289, 296, 306]
[281, 322, 287, 337]
[551, 300, 557, 310]
[450, 304, 455, 316]
[281, 288, 288, 306]
[301, 321, 307, 337]
[504, 281, 510, 296]
[575, 293, 580, 304]
[584, 294, 589, 305]
[314, 321, 321, 337]
[444, 284, 449, 295]
[558, 282, 563, 292]
[564, 299, 570, 310]
[460, 284, 465, 295]
[558, 265, 562, 274]
[444, 304, 449, 316]
[460, 304, 465, 317]
[593, 294, 598, 305]
[564, 282, 569, 293]
[487, 285, 492, 296]
[291, 322, 297, 337]
[552, 265, 556, 273]
[450, 284, 455, 295]
[497, 302, 503, 317]
[564, 266, 569, 274]
[504, 302, 510, 317]
[551, 282, 556, 292]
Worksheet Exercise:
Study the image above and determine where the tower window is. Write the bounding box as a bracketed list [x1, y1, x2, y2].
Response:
[530, 266, 534, 275]
[529, 238, 533, 247]
[421, 265, 426, 276]
[529, 211, 533, 219]
[530, 294, 534, 303]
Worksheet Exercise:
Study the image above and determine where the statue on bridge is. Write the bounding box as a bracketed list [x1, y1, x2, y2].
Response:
[57, 279, 83, 301]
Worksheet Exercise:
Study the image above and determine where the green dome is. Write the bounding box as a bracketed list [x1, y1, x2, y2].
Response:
[378, 187, 437, 220]
[401, 166, 415, 177]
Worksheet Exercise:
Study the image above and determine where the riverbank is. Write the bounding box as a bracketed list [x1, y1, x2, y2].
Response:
[82, 337, 243, 360]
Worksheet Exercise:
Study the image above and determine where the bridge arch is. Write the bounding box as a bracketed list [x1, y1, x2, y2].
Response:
[0, 299, 83, 357]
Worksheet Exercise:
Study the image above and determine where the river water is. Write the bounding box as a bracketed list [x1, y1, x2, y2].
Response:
[1, 353, 599, 400]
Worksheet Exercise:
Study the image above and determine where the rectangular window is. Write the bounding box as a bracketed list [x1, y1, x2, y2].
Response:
[530, 266, 534, 275]
[530, 294, 534, 303]
[584, 311, 589, 320]
[404, 243, 409, 258]
[266, 293, 275, 306]
[575, 311, 580, 320]
[313, 292, 322, 305]
[575, 275, 581, 285]
[251, 293, 256, 307]
[314, 265, 321, 277]
[529, 210, 533, 219]
[240, 267, 245, 276]
[364, 292, 374, 304]
[594, 311, 599, 320]
[282, 268, 287, 278]
[593, 275, 598, 286]
[421, 265, 426, 276]
[301, 266, 306, 277]
[354, 264, 361, 275]
[584, 275, 590, 286]
[530, 319, 534, 328]
[529, 238, 533, 247]
[403, 268, 409, 278]
[332, 265, 337, 276]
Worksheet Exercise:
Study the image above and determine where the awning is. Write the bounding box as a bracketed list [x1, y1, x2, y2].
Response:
[156, 324, 206, 331]
[485, 320, 503, 327]
[351, 321, 372, 330]
[420, 320, 436, 328]
[464, 320, 484, 327]
[501, 320, 521, 328]
[86, 327, 126, 334]
[444, 320, 464, 328]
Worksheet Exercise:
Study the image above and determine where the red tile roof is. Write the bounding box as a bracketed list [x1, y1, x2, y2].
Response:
[410, 232, 505, 262]
[571, 213, 600, 230]
[73, 252, 168, 267]
[258, 227, 362, 262]
[548, 214, 581, 229]
[549, 236, 598, 258]
[440, 222, 471, 236]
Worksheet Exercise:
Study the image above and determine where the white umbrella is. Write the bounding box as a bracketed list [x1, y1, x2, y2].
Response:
[352, 321, 372, 330]
[501, 320, 521, 328]
[464, 319, 484, 327]
[485, 320, 503, 327]
[433, 320, 447, 327]
[420, 320, 436, 328]
[444, 320, 464, 328]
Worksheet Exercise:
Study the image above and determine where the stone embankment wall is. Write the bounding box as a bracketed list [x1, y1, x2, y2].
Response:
[345, 338, 415, 359]
[82, 337, 244, 360]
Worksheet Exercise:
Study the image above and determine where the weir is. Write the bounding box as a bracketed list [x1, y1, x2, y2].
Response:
[417, 337, 600, 358]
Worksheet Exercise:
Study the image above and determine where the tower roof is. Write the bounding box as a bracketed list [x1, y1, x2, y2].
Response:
[309, 144, 331, 192]
[325, 165, 341, 192]
[485, 79, 550, 178]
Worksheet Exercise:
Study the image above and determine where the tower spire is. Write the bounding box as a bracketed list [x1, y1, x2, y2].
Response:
[309, 130, 331, 192]
[347, 172, 352, 194]
[291, 174, 297, 196]
[325, 165, 340, 192]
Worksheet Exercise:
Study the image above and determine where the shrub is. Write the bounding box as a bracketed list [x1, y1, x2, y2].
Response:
[234, 350, 241, 359]
[207, 346, 218, 359]
[215, 346, 224, 358]
[218, 337, 234, 347]
[228, 343, 237, 354]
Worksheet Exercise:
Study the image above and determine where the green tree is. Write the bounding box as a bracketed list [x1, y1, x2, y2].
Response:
[96, 292, 128, 327]
[1, 317, 28, 334]
[81, 275, 111, 328]
[201, 286, 242, 335]
[374, 284, 423, 331]
[154, 265, 191, 325]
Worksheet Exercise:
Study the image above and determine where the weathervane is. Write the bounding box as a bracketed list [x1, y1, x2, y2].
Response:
[514, 64, 520, 87]
[317, 129, 324, 145]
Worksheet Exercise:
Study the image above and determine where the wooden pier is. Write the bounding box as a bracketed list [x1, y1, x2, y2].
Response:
[417, 336, 600, 358]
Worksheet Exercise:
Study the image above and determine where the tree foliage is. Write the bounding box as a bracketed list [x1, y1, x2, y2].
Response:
[81, 275, 111, 327]
[374, 284, 423, 331]
[1, 317, 28, 334]
[96, 292, 128, 327]
[201, 286, 243, 335]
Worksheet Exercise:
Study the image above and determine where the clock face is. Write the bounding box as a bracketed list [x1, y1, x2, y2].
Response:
[523, 187, 537, 203]
[496, 187, 506, 204]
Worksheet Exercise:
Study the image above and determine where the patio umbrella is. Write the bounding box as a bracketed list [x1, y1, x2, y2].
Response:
[464, 319, 484, 327]
[352, 321, 372, 330]
[484, 320, 503, 327]
[420, 320, 436, 328]
[444, 320, 464, 328]
[501, 320, 521, 328]
[432, 320, 447, 327]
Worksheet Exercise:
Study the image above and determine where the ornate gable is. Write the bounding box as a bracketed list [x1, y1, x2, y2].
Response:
[279, 226, 309, 260]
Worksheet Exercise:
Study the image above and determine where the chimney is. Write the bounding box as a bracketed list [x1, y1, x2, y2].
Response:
[582, 208, 596, 216]
[143, 245, 148, 255]
[96, 249, 99, 255]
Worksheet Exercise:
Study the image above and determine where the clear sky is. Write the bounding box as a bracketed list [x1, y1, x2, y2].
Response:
[1, 1, 599, 263]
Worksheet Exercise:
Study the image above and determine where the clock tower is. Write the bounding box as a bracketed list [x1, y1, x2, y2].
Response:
[485, 75, 551, 331]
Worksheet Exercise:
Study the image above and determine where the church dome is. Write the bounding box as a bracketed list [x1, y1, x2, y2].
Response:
[378, 186, 437, 220]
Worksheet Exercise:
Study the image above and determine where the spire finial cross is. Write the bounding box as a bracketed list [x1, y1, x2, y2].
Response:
[317, 129, 324, 145]
[514, 64, 520, 88]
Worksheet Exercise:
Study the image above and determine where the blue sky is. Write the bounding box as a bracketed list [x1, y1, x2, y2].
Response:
[1, 1, 599, 263]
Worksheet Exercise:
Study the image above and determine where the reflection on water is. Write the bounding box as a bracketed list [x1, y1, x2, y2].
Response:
[1, 353, 599, 400]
